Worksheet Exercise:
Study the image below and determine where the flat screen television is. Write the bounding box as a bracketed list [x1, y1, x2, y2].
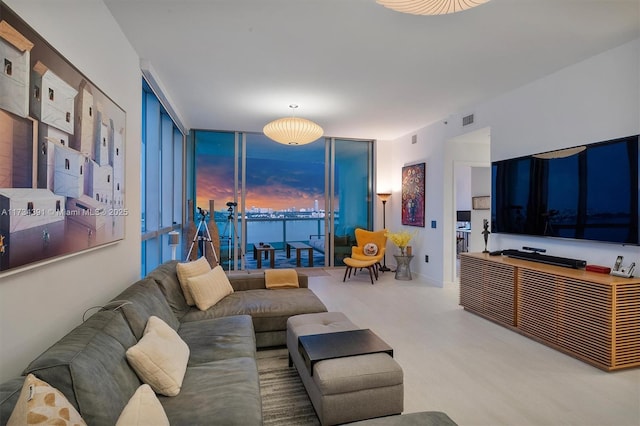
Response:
[491, 135, 639, 245]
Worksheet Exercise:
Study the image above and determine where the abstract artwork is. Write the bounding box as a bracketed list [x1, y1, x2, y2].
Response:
[0, 4, 126, 273]
[401, 163, 425, 227]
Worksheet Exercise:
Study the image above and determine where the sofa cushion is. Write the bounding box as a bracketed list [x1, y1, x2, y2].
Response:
[23, 311, 141, 426]
[126, 316, 189, 397]
[7, 374, 86, 426]
[147, 260, 191, 318]
[158, 357, 262, 426]
[176, 256, 211, 306]
[180, 288, 327, 333]
[0, 377, 24, 424]
[114, 277, 180, 340]
[178, 315, 256, 365]
[187, 265, 234, 310]
[116, 384, 169, 426]
[226, 272, 309, 291]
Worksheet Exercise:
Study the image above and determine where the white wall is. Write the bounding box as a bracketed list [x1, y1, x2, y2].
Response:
[454, 164, 471, 212]
[381, 126, 448, 287]
[473, 38, 640, 269]
[380, 38, 640, 286]
[0, 0, 142, 382]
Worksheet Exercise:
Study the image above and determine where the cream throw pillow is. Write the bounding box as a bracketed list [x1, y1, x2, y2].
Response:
[264, 269, 299, 289]
[126, 316, 189, 396]
[7, 374, 86, 426]
[116, 384, 169, 426]
[187, 265, 234, 310]
[176, 256, 211, 306]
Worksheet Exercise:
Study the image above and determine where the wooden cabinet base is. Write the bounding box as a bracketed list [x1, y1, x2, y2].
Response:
[460, 253, 640, 371]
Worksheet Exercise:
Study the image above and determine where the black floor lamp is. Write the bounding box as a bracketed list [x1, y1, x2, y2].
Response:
[377, 192, 392, 272]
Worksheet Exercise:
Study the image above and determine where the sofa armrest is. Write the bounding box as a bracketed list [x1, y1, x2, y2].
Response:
[228, 273, 309, 291]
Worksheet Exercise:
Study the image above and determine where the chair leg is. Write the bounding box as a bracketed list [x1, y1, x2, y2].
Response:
[367, 266, 374, 284]
[343, 266, 350, 282]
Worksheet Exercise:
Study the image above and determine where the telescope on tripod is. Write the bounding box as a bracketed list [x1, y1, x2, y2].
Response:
[220, 201, 243, 272]
[185, 207, 218, 263]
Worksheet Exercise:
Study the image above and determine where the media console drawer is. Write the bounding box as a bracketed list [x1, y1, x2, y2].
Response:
[459, 252, 640, 371]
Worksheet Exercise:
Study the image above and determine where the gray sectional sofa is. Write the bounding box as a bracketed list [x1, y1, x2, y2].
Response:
[0, 260, 327, 425]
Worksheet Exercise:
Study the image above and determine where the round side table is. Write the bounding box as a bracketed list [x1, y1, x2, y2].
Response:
[393, 255, 413, 280]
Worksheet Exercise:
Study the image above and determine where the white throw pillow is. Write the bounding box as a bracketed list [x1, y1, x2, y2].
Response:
[116, 384, 169, 426]
[187, 265, 234, 310]
[7, 374, 86, 426]
[363, 243, 379, 256]
[126, 316, 190, 396]
[176, 256, 211, 306]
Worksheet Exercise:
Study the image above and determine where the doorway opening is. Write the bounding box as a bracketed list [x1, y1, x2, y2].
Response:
[445, 127, 491, 284]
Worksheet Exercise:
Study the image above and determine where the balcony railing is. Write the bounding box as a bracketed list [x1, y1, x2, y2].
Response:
[214, 214, 325, 251]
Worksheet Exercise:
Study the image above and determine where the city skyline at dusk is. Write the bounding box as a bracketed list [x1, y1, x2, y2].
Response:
[195, 136, 326, 212]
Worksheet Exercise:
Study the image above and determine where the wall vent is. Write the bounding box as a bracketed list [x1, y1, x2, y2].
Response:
[462, 114, 474, 126]
[411, 134, 417, 144]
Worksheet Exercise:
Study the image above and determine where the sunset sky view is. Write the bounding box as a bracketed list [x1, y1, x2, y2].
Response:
[195, 132, 326, 212]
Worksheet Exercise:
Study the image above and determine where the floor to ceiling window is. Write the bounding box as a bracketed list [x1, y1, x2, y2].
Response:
[245, 133, 326, 266]
[141, 79, 184, 276]
[192, 130, 373, 269]
[330, 138, 374, 265]
[191, 130, 239, 268]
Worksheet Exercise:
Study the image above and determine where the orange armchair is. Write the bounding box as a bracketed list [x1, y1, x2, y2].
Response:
[351, 228, 387, 270]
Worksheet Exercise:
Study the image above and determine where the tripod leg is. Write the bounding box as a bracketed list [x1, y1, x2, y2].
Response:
[186, 220, 205, 260]
[220, 220, 231, 271]
[230, 218, 244, 259]
[200, 222, 219, 263]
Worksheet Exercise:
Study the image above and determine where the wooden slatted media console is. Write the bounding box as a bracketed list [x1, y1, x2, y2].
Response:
[459, 252, 640, 371]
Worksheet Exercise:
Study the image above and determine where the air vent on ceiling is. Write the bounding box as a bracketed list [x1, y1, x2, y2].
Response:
[411, 134, 417, 144]
[462, 114, 474, 126]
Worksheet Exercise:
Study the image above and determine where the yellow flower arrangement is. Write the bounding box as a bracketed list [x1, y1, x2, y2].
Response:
[385, 230, 416, 255]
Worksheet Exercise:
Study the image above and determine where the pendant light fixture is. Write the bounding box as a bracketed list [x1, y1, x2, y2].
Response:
[376, 0, 490, 15]
[263, 104, 323, 145]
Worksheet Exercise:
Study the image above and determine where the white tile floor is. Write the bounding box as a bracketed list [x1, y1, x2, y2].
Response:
[307, 268, 640, 426]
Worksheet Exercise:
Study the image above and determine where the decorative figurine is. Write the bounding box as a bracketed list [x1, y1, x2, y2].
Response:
[482, 219, 490, 253]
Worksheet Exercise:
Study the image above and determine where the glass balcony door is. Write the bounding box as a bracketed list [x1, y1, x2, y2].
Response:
[192, 131, 239, 269]
[244, 133, 326, 267]
[193, 131, 373, 269]
[328, 139, 374, 266]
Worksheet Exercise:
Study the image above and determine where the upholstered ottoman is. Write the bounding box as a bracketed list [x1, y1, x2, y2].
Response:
[287, 312, 404, 425]
[346, 411, 458, 425]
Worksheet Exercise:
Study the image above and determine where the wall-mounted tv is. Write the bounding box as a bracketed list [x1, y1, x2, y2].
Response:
[491, 135, 639, 245]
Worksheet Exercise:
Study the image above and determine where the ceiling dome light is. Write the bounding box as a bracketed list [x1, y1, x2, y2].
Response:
[376, 0, 490, 15]
[263, 105, 323, 145]
[532, 146, 586, 160]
